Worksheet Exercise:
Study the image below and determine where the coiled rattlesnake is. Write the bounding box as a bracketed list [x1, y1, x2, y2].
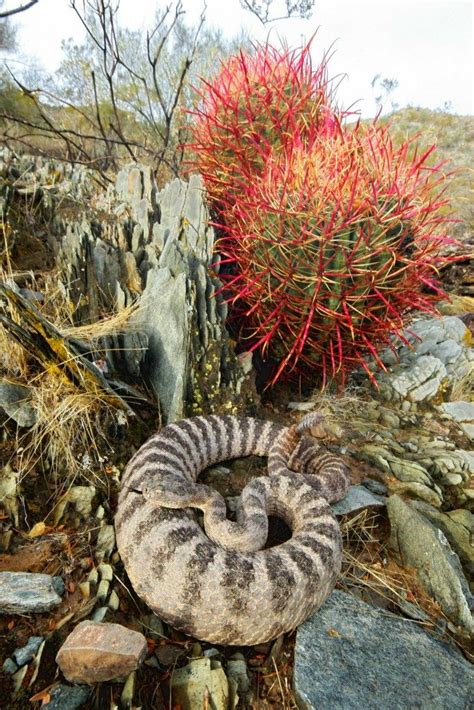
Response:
[115, 413, 350, 645]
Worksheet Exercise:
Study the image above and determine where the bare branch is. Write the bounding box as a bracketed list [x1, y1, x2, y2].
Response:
[239, 0, 314, 24]
[0, 0, 38, 18]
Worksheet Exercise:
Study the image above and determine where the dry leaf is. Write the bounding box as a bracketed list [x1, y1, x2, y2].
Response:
[28, 522, 47, 538]
[29, 688, 51, 705]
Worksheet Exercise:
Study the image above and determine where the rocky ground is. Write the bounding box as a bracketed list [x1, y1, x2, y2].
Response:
[0, 143, 473, 709]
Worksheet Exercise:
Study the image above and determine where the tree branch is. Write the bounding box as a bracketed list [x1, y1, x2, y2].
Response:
[0, 0, 38, 18]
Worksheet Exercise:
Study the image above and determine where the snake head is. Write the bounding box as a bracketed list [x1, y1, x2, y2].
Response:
[136, 475, 195, 509]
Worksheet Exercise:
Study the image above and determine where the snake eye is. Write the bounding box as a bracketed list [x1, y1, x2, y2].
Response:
[129, 487, 144, 495]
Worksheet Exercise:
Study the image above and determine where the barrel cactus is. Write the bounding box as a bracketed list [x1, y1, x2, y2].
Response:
[189, 44, 455, 386]
[187, 41, 342, 207]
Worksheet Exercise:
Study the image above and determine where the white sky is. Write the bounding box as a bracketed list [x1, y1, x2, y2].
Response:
[4, 0, 474, 117]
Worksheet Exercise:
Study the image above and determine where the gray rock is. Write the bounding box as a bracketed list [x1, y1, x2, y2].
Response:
[362, 478, 388, 496]
[441, 401, 474, 439]
[95, 524, 115, 561]
[13, 635, 43, 666]
[294, 590, 474, 710]
[227, 652, 252, 705]
[420, 449, 473, 484]
[2, 657, 18, 674]
[378, 355, 447, 403]
[389, 480, 443, 507]
[405, 316, 468, 346]
[332, 485, 385, 516]
[133, 267, 188, 423]
[0, 380, 36, 427]
[0, 572, 64, 614]
[42, 683, 91, 710]
[361, 444, 432, 485]
[387, 495, 474, 634]
[410, 500, 474, 575]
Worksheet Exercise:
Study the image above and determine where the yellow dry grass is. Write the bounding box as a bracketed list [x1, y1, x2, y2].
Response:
[0, 234, 141, 491]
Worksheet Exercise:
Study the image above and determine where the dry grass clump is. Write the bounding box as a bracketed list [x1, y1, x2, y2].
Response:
[14, 374, 118, 488]
[0, 260, 140, 495]
[339, 508, 446, 627]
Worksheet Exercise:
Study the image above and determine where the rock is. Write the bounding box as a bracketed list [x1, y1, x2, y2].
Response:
[360, 444, 432, 485]
[0, 380, 37, 427]
[294, 590, 474, 710]
[2, 657, 18, 674]
[331, 485, 385, 516]
[91, 606, 108, 623]
[171, 657, 229, 710]
[410, 501, 474, 576]
[386, 495, 474, 634]
[441, 400, 474, 439]
[379, 408, 400, 428]
[134, 267, 188, 422]
[141, 612, 165, 640]
[52, 485, 96, 525]
[0, 572, 64, 614]
[50, 167, 253, 424]
[226, 652, 252, 706]
[13, 635, 43, 666]
[377, 355, 447, 404]
[389, 480, 443, 507]
[108, 590, 120, 611]
[41, 683, 91, 710]
[56, 620, 147, 684]
[415, 447, 473, 485]
[95, 524, 115, 561]
[120, 670, 136, 709]
[0, 463, 21, 526]
[362, 478, 388, 496]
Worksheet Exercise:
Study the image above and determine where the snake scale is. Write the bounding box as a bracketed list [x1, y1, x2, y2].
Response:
[115, 413, 350, 645]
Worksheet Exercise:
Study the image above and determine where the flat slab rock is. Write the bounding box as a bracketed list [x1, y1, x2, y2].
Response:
[294, 590, 473, 710]
[0, 572, 64, 614]
[56, 620, 147, 683]
[331, 485, 385, 516]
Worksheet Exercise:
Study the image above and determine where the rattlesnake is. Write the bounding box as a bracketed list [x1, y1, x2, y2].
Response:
[115, 413, 350, 645]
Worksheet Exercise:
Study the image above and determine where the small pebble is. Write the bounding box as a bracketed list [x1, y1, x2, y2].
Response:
[98, 563, 113, 581]
[87, 568, 99, 586]
[92, 606, 108, 623]
[13, 635, 43, 666]
[2, 657, 18, 674]
[97, 579, 110, 603]
[120, 671, 136, 709]
[79, 582, 90, 600]
[108, 589, 120, 611]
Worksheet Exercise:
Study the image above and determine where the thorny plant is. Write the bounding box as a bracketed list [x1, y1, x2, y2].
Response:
[189, 42, 459, 387]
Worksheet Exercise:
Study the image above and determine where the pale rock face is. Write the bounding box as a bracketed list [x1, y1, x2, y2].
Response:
[374, 315, 473, 407]
[441, 401, 474, 440]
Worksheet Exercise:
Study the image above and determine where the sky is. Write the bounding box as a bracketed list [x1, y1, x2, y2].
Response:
[3, 0, 473, 117]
